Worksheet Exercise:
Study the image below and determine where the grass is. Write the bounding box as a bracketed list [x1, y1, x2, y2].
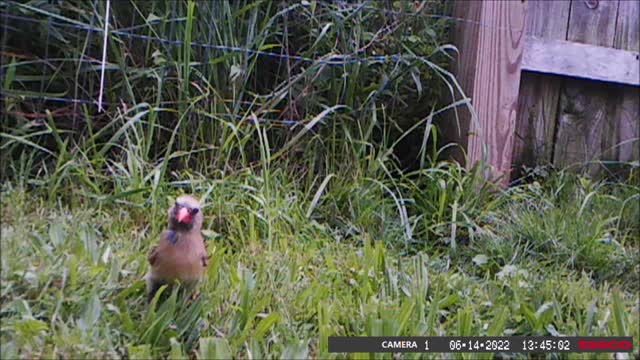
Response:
[1, 0, 639, 359]
[1, 169, 638, 359]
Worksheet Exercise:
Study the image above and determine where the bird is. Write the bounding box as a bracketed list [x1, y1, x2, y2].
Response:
[146, 195, 209, 302]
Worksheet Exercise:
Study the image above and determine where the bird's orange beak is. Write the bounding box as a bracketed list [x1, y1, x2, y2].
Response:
[176, 207, 192, 224]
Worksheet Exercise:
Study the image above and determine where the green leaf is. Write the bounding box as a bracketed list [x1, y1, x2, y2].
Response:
[535, 302, 554, 327]
[611, 289, 628, 335]
[169, 337, 186, 360]
[14, 319, 48, 339]
[78, 293, 101, 332]
[272, 105, 347, 161]
[0, 133, 54, 156]
[282, 340, 309, 359]
[488, 307, 507, 336]
[79, 226, 99, 265]
[457, 306, 473, 336]
[395, 301, 415, 335]
[128, 344, 152, 360]
[48, 220, 66, 247]
[255, 313, 280, 339]
[306, 174, 335, 218]
[2, 57, 16, 90]
[520, 303, 538, 331]
[199, 337, 232, 360]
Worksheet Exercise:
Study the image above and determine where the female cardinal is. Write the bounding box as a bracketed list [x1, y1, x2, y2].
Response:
[146, 195, 208, 301]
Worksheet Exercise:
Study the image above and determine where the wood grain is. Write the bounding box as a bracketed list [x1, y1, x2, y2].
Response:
[442, 2, 482, 165]
[611, 0, 639, 169]
[522, 0, 571, 39]
[512, 0, 570, 176]
[567, 0, 619, 47]
[614, 86, 640, 165]
[522, 37, 640, 86]
[553, 79, 615, 170]
[554, 0, 621, 175]
[454, 0, 637, 180]
[450, 1, 528, 185]
[613, 0, 640, 52]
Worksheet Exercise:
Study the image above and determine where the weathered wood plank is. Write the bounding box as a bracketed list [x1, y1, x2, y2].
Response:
[612, 0, 639, 168]
[614, 0, 640, 52]
[554, 0, 621, 175]
[441, 1, 482, 165]
[449, 1, 527, 186]
[522, 0, 571, 38]
[614, 87, 640, 165]
[553, 80, 615, 170]
[512, 0, 570, 176]
[567, 0, 619, 47]
[512, 72, 564, 173]
[522, 37, 640, 86]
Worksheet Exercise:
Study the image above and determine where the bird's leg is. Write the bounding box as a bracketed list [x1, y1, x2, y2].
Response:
[146, 277, 168, 303]
[179, 280, 201, 302]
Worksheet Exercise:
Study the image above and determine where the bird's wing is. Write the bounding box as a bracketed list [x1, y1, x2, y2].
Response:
[148, 231, 174, 266]
[196, 233, 209, 267]
[148, 245, 159, 266]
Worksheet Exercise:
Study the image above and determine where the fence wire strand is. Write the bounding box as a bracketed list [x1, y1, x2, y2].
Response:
[0, 1, 522, 124]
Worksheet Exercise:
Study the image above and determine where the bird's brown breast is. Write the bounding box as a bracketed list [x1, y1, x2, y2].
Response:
[149, 231, 206, 282]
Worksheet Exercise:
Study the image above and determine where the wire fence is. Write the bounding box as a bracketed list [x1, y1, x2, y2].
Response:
[1, 1, 527, 64]
[0, 1, 516, 124]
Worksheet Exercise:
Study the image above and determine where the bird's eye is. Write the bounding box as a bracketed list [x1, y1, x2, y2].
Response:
[191, 208, 200, 215]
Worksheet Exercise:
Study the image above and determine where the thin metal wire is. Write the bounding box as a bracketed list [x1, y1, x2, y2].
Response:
[1, 94, 104, 105]
[0, 94, 300, 126]
[3, 1, 527, 35]
[0, 12, 398, 66]
[0, 3, 514, 126]
[0, 5, 525, 67]
[356, 4, 526, 34]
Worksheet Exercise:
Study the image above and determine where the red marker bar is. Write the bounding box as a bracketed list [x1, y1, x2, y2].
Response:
[327, 336, 635, 353]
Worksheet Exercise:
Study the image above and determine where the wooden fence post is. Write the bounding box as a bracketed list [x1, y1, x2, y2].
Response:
[449, 0, 528, 186]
